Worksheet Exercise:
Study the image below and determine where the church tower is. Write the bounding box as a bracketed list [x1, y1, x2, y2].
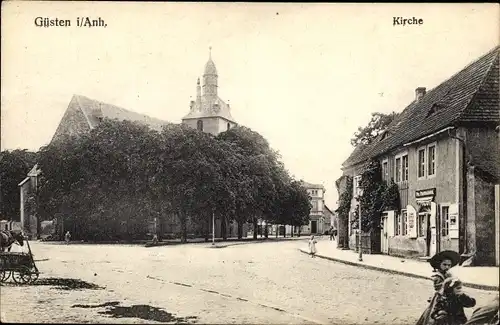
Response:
[182, 47, 237, 136]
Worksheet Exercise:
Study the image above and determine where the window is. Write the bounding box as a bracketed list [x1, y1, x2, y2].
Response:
[382, 160, 388, 181]
[395, 157, 401, 183]
[418, 148, 426, 178]
[428, 145, 436, 177]
[401, 210, 408, 236]
[395, 212, 401, 236]
[197, 120, 204, 131]
[417, 214, 427, 237]
[353, 175, 361, 196]
[312, 200, 318, 211]
[441, 206, 449, 237]
[402, 155, 409, 182]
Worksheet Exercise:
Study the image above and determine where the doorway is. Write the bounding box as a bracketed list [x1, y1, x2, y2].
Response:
[311, 221, 317, 234]
[381, 212, 389, 254]
[419, 204, 437, 257]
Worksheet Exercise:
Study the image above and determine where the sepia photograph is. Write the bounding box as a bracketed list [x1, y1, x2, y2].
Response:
[1, 1, 499, 324]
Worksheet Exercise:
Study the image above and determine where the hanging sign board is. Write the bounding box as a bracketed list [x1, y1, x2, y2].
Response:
[415, 188, 436, 199]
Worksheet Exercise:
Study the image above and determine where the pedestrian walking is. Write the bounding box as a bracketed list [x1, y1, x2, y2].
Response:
[329, 226, 334, 241]
[416, 250, 476, 325]
[308, 235, 317, 258]
[64, 231, 71, 244]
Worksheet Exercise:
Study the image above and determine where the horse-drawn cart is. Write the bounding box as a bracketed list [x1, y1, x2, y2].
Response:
[0, 239, 39, 284]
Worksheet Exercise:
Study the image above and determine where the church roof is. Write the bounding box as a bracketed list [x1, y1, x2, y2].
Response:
[182, 96, 236, 123]
[72, 94, 169, 132]
[204, 58, 218, 76]
[342, 46, 499, 169]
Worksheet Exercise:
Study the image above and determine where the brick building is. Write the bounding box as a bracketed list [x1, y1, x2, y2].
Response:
[340, 46, 499, 266]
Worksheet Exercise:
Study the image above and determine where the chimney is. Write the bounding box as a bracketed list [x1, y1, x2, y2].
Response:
[415, 87, 426, 102]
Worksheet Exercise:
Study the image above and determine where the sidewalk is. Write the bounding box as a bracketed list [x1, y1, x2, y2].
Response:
[299, 238, 499, 292]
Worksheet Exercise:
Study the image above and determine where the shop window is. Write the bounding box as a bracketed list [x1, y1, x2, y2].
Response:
[197, 120, 204, 131]
[402, 210, 408, 236]
[441, 206, 449, 236]
[395, 212, 401, 236]
[417, 213, 427, 237]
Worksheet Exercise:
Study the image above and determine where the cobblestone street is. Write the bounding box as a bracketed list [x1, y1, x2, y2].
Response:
[1, 238, 497, 324]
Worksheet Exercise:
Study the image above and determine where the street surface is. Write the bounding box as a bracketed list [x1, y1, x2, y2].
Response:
[1, 238, 497, 324]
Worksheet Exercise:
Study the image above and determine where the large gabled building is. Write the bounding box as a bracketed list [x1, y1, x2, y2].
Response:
[340, 46, 500, 266]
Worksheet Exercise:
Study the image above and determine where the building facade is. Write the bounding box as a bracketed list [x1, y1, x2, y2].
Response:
[340, 47, 500, 266]
[182, 48, 237, 135]
[299, 181, 329, 235]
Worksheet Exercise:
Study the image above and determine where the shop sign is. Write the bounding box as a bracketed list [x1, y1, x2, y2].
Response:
[415, 188, 436, 199]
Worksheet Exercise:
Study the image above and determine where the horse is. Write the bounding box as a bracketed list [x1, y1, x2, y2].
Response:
[0, 230, 25, 252]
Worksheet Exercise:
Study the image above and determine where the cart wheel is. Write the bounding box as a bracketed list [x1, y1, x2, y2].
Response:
[0, 270, 11, 282]
[12, 267, 31, 284]
[30, 271, 39, 283]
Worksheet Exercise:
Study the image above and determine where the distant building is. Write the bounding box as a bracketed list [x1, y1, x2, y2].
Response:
[182, 48, 237, 136]
[340, 46, 499, 266]
[299, 181, 328, 235]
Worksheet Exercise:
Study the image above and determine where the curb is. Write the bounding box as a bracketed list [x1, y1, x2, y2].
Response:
[143, 237, 309, 248]
[298, 249, 499, 292]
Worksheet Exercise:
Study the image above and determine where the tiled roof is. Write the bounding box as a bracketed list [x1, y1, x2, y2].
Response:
[182, 95, 236, 123]
[300, 180, 325, 190]
[343, 46, 499, 168]
[73, 95, 169, 132]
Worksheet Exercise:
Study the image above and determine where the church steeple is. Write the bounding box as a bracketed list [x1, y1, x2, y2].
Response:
[196, 77, 201, 104]
[203, 47, 218, 98]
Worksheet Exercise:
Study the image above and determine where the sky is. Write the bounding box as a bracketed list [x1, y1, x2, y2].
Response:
[1, 2, 498, 209]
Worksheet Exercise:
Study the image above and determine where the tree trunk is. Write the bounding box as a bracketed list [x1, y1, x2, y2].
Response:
[264, 223, 269, 239]
[253, 217, 257, 239]
[205, 214, 209, 242]
[283, 225, 286, 238]
[291, 224, 294, 237]
[222, 215, 227, 241]
[276, 225, 278, 238]
[237, 221, 243, 239]
[180, 212, 187, 243]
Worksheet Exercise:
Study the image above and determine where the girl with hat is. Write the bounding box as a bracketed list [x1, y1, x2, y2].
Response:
[416, 251, 476, 325]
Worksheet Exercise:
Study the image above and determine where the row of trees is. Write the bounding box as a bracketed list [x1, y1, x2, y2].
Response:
[34, 120, 312, 241]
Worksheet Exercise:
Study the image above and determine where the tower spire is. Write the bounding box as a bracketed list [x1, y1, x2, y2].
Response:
[209, 46, 212, 60]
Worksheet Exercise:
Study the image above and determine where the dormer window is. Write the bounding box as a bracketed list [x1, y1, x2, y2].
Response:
[427, 102, 445, 117]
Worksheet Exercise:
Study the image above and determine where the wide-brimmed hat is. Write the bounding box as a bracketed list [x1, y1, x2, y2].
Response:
[429, 250, 460, 269]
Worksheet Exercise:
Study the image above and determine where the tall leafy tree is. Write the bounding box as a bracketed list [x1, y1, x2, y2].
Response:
[351, 112, 397, 147]
[0, 149, 38, 220]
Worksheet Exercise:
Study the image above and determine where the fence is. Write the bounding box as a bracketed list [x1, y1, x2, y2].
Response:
[355, 231, 381, 254]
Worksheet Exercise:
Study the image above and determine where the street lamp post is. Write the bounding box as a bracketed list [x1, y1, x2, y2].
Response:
[212, 212, 215, 246]
[358, 188, 364, 262]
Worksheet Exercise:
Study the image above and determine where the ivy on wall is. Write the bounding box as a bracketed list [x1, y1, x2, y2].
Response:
[351, 159, 400, 233]
[335, 175, 353, 223]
